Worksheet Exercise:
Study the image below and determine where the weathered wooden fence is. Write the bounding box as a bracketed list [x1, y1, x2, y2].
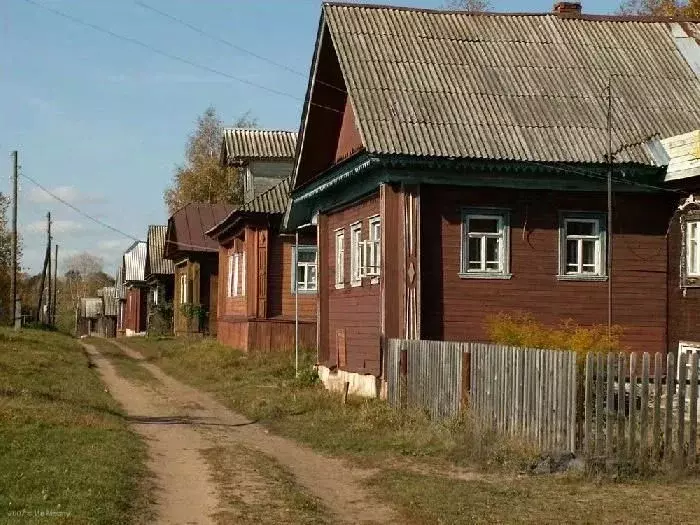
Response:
[583, 351, 700, 468]
[470, 344, 578, 453]
[385, 338, 700, 469]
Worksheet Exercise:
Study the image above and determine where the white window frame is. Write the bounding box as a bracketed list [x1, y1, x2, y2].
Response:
[363, 216, 381, 282]
[687, 220, 700, 277]
[558, 212, 607, 281]
[292, 246, 318, 294]
[152, 287, 159, 306]
[335, 229, 345, 289]
[350, 222, 362, 287]
[179, 273, 188, 304]
[460, 208, 511, 279]
[228, 252, 246, 297]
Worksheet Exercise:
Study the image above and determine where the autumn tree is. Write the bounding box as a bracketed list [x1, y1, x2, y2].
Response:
[619, 0, 700, 16]
[164, 107, 258, 215]
[443, 0, 490, 10]
[0, 193, 12, 323]
[63, 252, 111, 303]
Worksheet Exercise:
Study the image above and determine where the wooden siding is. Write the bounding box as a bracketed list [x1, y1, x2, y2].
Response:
[668, 198, 700, 352]
[218, 239, 247, 318]
[323, 193, 382, 374]
[335, 98, 363, 163]
[270, 234, 317, 319]
[420, 185, 675, 354]
[173, 255, 219, 335]
[124, 286, 146, 334]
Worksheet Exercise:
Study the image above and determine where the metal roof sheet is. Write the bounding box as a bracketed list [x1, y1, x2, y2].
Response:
[80, 298, 102, 319]
[124, 241, 147, 283]
[222, 128, 297, 162]
[115, 264, 125, 299]
[97, 287, 119, 316]
[319, 5, 700, 165]
[147, 225, 174, 276]
[165, 203, 235, 257]
[663, 129, 700, 181]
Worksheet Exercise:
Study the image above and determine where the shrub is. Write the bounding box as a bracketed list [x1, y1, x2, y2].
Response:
[486, 312, 625, 358]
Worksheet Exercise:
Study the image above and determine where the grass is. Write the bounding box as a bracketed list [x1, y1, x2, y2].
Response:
[203, 445, 329, 525]
[0, 328, 152, 525]
[85, 338, 158, 385]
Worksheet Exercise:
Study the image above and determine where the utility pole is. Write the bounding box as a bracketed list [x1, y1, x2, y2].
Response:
[52, 244, 58, 326]
[47, 212, 52, 326]
[36, 213, 50, 323]
[10, 151, 18, 328]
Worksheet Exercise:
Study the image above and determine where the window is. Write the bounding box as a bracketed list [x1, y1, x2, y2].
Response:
[335, 229, 345, 289]
[228, 253, 245, 297]
[152, 287, 159, 306]
[363, 216, 381, 280]
[559, 213, 606, 280]
[292, 246, 317, 293]
[350, 222, 362, 286]
[461, 209, 510, 278]
[687, 221, 700, 277]
[179, 273, 188, 304]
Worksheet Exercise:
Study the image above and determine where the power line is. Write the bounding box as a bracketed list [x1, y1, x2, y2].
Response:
[19, 171, 143, 242]
[20, 0, 343, 114]
[133, 0, 348, 95]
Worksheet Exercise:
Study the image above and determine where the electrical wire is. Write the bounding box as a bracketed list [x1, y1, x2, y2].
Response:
[20, 0, 343, 114]
[19, 171, 143, 242]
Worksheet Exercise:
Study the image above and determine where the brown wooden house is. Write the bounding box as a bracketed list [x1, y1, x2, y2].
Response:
[145, 225, 175, 334]
[285, 3, 700, 396]
[164, 203, 234, 335]
[122, 241, 148, 336]
[208, 128, 316, 353]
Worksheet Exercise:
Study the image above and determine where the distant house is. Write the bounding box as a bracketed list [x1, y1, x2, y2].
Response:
[96, 286, 118, 337]
[115, 263, 126, 335]
[207, 177, 317, 352]
[285, 3, 700, 396]
[122, 241, 148, 336]
[221, 128, 298, 203]
[164, 203, 234, 335]
[76, 297, 102, 337]
[145, 225, 175, 333]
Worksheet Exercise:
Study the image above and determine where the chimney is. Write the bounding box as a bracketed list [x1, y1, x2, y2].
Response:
[553, 2, 582, 14]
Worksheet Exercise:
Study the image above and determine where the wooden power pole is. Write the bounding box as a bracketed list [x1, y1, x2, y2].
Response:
[47, 212, 52, 326]
[52, 244, 58, 326]
[36, 212, 51, 323]
[10, 151, 18, 327]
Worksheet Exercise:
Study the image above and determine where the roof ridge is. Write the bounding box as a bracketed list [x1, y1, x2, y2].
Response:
[222, 127, 298, 134]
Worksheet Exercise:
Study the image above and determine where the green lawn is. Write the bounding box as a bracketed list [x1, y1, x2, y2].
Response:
[0, 329, 152, 525]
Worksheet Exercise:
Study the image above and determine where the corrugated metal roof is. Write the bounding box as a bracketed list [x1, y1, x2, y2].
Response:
[222, 128, 297, 162]
[663, 129, 700, 181]
[80, 298, 102, 319]
[147, 225, 174, 276]
[320, 5, 700, 165]
[115, 264, 125, 300]
[207, 178, 291, 237]
[97, 287, 119, 316]
[165, 203, 235, 257]
[124, 241, 147, 283]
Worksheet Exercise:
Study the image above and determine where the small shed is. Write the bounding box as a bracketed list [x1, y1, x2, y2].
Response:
[76, 297, 103, 337]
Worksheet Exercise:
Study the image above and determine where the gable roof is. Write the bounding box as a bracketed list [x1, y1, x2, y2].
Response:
[207, 177, 291, 239]
[164, 202, 235, 258]
[124, 241, 147, 283]
[295, 3, 700, 183]
[221, 128, 298, 163]
[662, 129, 700, 181]
[146, 225, 174, 276]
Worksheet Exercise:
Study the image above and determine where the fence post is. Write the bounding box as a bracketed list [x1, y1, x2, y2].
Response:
[399, 345, 408, 409]
[653, 353, 662, 462]
[629, 353, 638, 461]
[461, 348, 471, 411]
[689, 352, 698, 466]
[617, 353, 626, 458]
[585, 353, 594, 459]
[568, 351, 577, 454]
[640, 353, 650, 467]
[665, 353, 675, 465]
[595, 353, 605, 455]
[678, 352, 688, 468]
[606, 352, 615, 457]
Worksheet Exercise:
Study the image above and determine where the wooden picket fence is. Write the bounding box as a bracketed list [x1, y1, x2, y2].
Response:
[583, 351, 700, 468]
[385, 338, 700, 470]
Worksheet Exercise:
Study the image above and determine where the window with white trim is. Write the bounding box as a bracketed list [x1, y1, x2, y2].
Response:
[559, 213, 606, 279]
[152, 287, 159, 306]
[363, 216, 381, 279]
[335, 229, 345, 288]
[228, 252, 245, 297]
[687, 221, 700, 277]
[350, 222, 362, 286]
[461, 209, 510, 277]
[179, 273, 188, 304]
[292, 246, 317, 294]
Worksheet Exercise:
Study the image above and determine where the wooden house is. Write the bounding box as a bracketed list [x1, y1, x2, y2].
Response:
[76, 298, 102, 337]
[145, 225, 175, 334]
[115, 263, 126, 336]
[164, 203, 234, 335]
[285, 3, 700, 396]
[122, 241, 148, 336]
[207, 177, 317, 353]
[96, 286, 118, 337]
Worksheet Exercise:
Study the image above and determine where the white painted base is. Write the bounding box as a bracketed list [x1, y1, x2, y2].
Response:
[124, 329, 146, 338]
[316, 365, 380, 399]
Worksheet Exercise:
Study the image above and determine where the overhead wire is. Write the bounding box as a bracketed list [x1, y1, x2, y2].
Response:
[20, 0, 343, 114]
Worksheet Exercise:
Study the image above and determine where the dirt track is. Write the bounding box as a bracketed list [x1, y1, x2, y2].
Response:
[82, 341, 397, 524]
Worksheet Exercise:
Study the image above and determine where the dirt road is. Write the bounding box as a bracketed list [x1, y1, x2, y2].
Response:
[82, 341, 397, 525]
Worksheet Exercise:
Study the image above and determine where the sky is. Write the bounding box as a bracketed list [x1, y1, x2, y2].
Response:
[1, 0, 613, 276]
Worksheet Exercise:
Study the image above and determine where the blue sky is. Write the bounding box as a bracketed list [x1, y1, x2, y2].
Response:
[1, 0, 613, 275]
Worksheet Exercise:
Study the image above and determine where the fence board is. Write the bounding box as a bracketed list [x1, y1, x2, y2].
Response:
[595, 354, 605, 456]
[653, 352, 662, 461]
[665, 353, 675, 463]
[640, 353, 650, 465]
[606, 353, 615, 457]
[678, 352, 687, 468]
[689, 353, 698, 466]
[629, 353, 638, 459]
[617, 353, 626, 456]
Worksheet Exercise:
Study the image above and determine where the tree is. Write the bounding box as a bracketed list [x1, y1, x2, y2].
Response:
[164, 107, 257, 215]
[63, 252, 110, 303]
[0, 193, 13, 323]
[443, 0, 490, 10]
[619, 0, 700, 16]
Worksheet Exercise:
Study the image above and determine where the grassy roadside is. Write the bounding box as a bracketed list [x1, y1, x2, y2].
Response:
[119, 337, 700, 524]
[0, 329, 152, 524]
